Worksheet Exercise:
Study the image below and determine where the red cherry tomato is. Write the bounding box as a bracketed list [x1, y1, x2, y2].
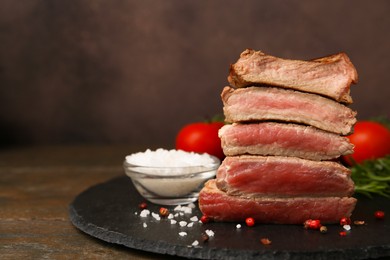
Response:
[343, 121, 390, 165]
[175, 122, 225, 160]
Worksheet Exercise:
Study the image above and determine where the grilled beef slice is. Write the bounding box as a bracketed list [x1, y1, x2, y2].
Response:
[222, 86, 357, 135]
[228, 49, 358, 104]
[219, 122, 353, 160]
[216, 155, 354, 197]
[199, 179, 357, 224]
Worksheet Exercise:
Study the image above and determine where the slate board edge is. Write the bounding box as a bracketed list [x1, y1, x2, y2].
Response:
[68, 176, 390, 260]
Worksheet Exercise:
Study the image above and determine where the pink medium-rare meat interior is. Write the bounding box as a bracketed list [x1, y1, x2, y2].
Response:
[216, 156, 354, 197]
[227, 49, 358, 104]
[199, 180, 357, 224]
[222, 86, 357, 135]
[219, 122, 354, 160]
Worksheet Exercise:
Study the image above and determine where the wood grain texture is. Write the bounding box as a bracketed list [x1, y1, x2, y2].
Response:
[0, 145, 181, 259]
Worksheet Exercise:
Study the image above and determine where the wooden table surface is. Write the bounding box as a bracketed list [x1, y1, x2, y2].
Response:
[0, 145, 183, 259]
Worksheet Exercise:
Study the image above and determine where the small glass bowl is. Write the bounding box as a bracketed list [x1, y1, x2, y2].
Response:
[123, 156, 220, 205]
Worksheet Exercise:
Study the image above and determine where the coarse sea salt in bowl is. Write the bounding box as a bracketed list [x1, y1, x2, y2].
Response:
[123, 148, 220, 205]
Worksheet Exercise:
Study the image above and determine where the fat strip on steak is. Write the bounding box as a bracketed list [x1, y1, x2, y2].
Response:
[216, 156, 354, 197]
[219, 122, 353, 160]
[228, 49, 358, 104]
[222, 86, 356, 135]
[199, 180, 357, 224]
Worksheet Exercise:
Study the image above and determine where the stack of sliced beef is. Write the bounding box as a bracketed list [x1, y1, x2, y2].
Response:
[199, 49, 358, 224]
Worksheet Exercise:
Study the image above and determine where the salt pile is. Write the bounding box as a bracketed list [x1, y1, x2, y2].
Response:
[125, 148, 216, 168]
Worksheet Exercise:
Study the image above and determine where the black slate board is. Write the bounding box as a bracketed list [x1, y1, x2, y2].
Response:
[69, 176, 390, 260]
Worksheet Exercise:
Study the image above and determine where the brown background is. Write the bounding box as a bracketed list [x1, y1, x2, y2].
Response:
[1, 0, 389, 148]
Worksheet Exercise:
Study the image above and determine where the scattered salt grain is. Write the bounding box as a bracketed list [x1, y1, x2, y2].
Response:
[174, 213, 179, 217]
[168, 213, 174, 219]
[140, 209, 150, 217]
[343, 225, 351, 231]
[183, 207, 192, 214]
[236, 224, 242, 229]
[205, 229, 215, 237]
[179, 232, 187, 237]
[152, 212, 161, 221]
[190, 216, 199, 222]
[134, 212, 138, 215]
[187, 222, 194, 228]
[192, 240, 199, 246]
[143, 223, 147, 228]
[180, 212, 184, 216]
[170, 219, 177, 225]
[187, 203, 196, 208]
[179, 221, 188, 227]
[174, 205, 192, 214]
